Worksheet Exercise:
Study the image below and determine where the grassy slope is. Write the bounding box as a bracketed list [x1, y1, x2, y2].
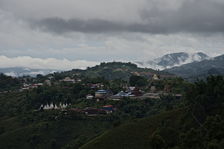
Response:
[0, 116, 112, 149]
[0, 92, 27, 117]
[81, 109, 187, 149]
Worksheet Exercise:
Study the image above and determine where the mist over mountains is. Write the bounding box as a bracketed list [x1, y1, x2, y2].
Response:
[165, 54, 224, 80]
[0, 52, 224, 80]
[136, 52, 209, 70]
[0, 67, 58, 77]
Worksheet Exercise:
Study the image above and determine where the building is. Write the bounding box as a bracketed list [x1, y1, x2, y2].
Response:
[44, 80, 52, 86]
[86, 94, 94, 99]
[142, 93, 160, 99]
[131, 88, 143, 96]
[150, 86, 157, 93]
[95, 90, 112, 99]
[152, 74, 160, 80]
[69, 108, 83, 113]
[102, 105, 114, 113]
[113, 91, 135, 98]
[164, 84, 172, 93]
[83, 107, 106, 115]
[61, 77, 75, 83]
[175, 94, 182, 99]
[40, 103, 68, 110]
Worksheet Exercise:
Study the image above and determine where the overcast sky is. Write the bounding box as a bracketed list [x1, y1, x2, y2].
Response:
[0, 0, 224, 70]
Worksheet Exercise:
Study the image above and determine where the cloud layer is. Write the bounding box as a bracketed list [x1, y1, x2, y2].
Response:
[1, 0, 224, 34]
[0, 0, 224, 69]
[0, 55, 98, 70]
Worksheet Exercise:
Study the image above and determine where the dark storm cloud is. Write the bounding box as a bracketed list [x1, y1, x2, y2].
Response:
[140, 0, 224, 33]
[32, 18, 167, 34]
[30, 0, 224, 34]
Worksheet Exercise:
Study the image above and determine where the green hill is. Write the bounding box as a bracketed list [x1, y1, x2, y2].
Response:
[0, 114, 112, 149]
[59, 62, 172, 81]
[81, 107, 224, 149]
[165, 54, 224, 80]
[0, 73, 21, 92]
[0, 69, 223, 149]
[81, 76, 224, 149]
[81, 109, 185, 149]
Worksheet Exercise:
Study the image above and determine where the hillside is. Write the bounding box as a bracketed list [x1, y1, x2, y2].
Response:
[60, 62, 172, 81]
[0, 74, 21, 92]
[81, 109, 185, 149]
[165, 54, 224, 80]
[0, 115, 112, 149]
[0, 77, 185, 149]
[81, 76, 224, 149]
[0, 62, 223, 149]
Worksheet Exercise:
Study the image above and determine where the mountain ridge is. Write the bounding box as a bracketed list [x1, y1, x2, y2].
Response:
[136, 52, 209, 70]
[164, 54, 224, 80]
[61, 62, 172, 81]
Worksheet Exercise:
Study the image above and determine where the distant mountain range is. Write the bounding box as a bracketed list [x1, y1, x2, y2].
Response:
[0, 67, 58, 77]
[165, 54, 224, 80]
[1, 52, 223, 80]
[0, 62, 171, 79]
[136, 52, 209, 70]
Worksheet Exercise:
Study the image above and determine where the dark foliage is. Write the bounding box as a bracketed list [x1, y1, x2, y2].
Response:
[0, 73, 21, 92]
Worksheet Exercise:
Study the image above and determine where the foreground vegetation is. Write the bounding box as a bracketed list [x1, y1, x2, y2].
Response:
[81, 76, 224, 149]
[0, 92, 183, 149]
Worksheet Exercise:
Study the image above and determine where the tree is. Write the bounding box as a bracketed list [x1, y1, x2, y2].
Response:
[180, 128, 205, 149]
[150, 131, 166, 149]
[129, 75, 148, 87]
[185, 76, 224, 121]
[0, 73, 21, 91]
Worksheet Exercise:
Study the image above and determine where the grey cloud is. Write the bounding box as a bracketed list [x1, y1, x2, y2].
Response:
[33, 18, 129, 34]
[1, 0, 224, 65]
[29, 0, 224, 34]
[32, 18, 167, 34]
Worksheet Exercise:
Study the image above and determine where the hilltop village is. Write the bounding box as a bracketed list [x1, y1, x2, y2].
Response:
[0, 62, 186, 116]
[17, 74, 183, 116]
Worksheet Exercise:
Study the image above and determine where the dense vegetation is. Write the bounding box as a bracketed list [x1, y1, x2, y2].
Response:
[81, 76, 224, 149]
[129, 75, 148, 87]
[0, 62, 223, 149]
[60, 62, 171, 81]
[165, 54, 224, 80]
[0, 92, 182, 149]
[0, 77, 184, 148]
[0, 74, 21, 92]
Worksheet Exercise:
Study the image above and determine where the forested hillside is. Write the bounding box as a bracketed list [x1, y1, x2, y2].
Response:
[60, 62, 172, 81]
[81, 76, 224, 149]
[165, 54, 224, 80]
[0, 63, 223, 149]
[0, 74, 21, 92]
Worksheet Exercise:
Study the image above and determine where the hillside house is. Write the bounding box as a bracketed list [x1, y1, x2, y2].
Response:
[102, 105, 114, 113]
[44, 80, 52, 86]
[131, 87, 143, 96]
[109, 90, 135, 100]
[83, 107, 106, 115]
[61, 77, 75, 83]
[150, 86, 157, 93]
[95, 90, 112, 99]
[86, 94, 94, 99]
[142, 93, 160, 99]
[152, 74, 160, 80]
[40, 103, 68, 110]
